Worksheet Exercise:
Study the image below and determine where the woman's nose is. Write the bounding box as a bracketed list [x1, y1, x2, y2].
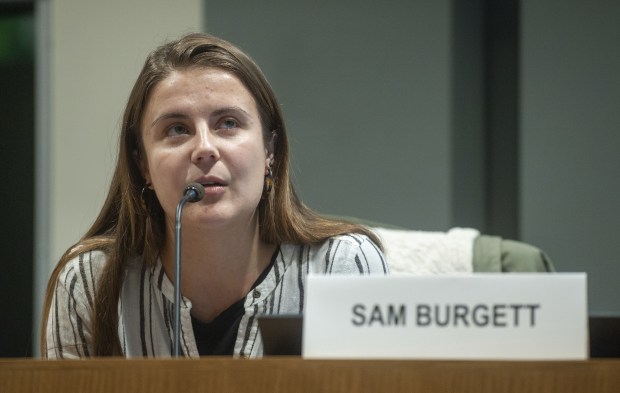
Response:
[191, 126, 220, 163]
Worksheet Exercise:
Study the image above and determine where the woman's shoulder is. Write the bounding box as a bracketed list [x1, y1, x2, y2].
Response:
[55, 249, 109, 289]
[280, 233, 377, 253]
[329, 232, 378, 246]
[281, 233, 388, 275]
[319, 233, 383, 255]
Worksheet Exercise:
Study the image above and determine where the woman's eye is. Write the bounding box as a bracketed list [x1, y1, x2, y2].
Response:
[219, 118, 239, 130]
[166, 124, 189, 136]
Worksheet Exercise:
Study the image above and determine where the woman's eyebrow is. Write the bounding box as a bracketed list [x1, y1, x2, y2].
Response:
[211, 106, 251, 119]
[149, 106, 253, 129]
[150, 112, 190, 128]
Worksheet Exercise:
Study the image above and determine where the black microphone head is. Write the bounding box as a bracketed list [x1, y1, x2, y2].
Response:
[184, 182, 205, 203]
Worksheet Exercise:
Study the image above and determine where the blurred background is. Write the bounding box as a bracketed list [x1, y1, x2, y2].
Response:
[0, 0, 618, 357]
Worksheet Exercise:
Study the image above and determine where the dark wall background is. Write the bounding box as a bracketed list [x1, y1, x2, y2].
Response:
[0, 4, 35, 357]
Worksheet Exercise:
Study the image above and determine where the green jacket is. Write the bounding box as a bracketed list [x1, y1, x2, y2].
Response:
[473, 235, 555, 273]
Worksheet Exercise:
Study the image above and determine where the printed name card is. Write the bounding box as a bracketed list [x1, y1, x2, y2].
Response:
[303, 273, 587, 360]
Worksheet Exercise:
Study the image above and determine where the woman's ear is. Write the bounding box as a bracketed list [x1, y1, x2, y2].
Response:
[133, 149, 151, 184]
[265, 131, 277, 162]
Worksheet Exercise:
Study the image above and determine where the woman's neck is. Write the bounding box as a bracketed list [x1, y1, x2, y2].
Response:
[160, 216, 276, 323]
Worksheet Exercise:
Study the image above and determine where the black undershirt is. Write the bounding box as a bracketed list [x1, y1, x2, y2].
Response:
[191, 248, 278, 356]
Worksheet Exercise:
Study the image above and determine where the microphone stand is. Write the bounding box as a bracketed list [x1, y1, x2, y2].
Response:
[173, 184, 204, 357]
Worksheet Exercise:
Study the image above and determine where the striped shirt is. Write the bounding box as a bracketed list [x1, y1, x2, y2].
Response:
[45, 234, 388, 359]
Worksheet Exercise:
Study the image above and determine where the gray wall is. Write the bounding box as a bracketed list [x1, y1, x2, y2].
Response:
[521, 1, 620, 314]
[206, 0, 455, 231]
[206, 0, 620, 315]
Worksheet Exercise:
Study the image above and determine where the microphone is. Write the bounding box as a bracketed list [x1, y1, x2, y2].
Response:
[173, 182, 205, 357]
[183, 182, 206, 203]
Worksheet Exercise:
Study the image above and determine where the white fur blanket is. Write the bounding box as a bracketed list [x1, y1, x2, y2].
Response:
[372, 227, 480, 274]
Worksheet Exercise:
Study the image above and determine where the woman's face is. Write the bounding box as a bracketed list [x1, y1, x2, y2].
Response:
[140, 67, 271, 231]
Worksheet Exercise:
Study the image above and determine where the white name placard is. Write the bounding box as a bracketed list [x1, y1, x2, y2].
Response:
[303, 273, 587, 360]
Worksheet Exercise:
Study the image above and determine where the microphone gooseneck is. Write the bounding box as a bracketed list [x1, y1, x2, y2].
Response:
[173, 182, 205, 357]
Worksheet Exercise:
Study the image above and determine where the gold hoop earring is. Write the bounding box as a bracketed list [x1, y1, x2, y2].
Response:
[263, 167, 274, 194]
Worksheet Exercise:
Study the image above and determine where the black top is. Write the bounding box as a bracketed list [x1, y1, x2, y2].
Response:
[191, 248, 278, 356]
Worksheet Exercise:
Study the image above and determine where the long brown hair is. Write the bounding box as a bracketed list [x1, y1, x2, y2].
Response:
[41, 33, 382, 356]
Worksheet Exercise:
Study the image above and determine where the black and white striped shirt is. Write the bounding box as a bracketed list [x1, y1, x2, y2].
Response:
[45, 234, 388, 359]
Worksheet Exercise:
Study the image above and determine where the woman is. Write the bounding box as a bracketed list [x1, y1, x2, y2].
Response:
[42, 33, 388, 358]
